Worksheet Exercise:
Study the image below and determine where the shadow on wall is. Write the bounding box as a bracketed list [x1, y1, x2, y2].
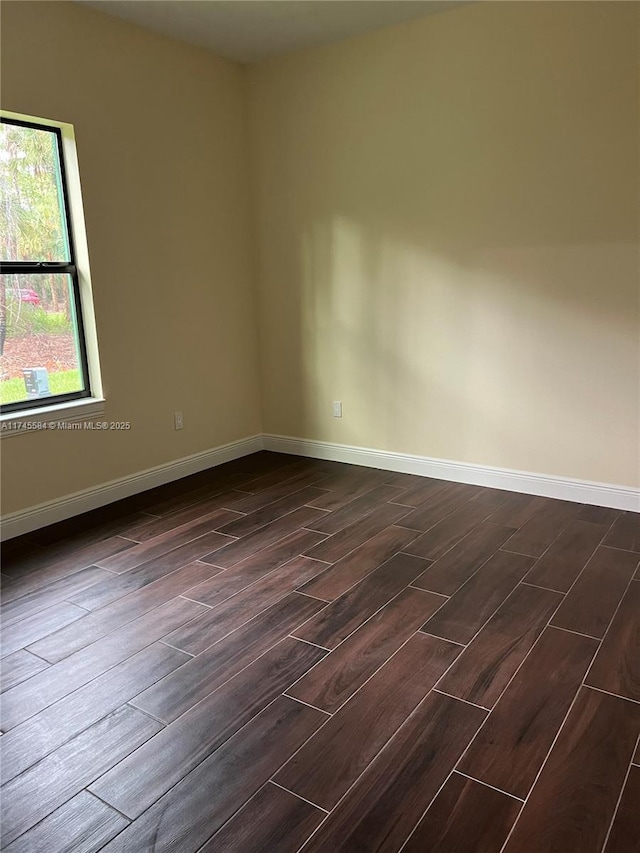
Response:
[292, 218, 638, 485]
[252, 1, 640, 486]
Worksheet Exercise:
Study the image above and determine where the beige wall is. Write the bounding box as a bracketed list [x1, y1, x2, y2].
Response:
[248, 1, 639, 487]
[1, 1, 638, 520]
[1, 1, 261, 515]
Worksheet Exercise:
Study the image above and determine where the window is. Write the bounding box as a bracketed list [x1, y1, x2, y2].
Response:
[0, 114, 102, 423]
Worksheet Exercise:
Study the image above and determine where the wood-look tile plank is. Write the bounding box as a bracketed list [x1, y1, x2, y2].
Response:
[90, 638, 326, 818]
[604, 511, 640, 553]
[487, 492, 545, 528]
[0, 565, 111, 628]
[501, 499, 580, 557]
[307, 468, 389, 512]
[228, 470, 327, 514]
[120, 492, 244, 541]
[411, 522, 515, 596]
[503, 687, 640, 853]
[276, 633, 460, 809]
[4, 456, 636, 853]
[0, 537, 134, 601]
[550, 546, 638, 639]
[187, 528, 326, 604]
[246, 455, 319, 478]
[219, 486, 328, 538]
[459, 626, 598, 797]
[0, 705, 162, 846]
[288, 586, 445, 713]
[28, 560, 221, 664]
[585, 579, 640, 701]
[380, 471, 422, 488]
[131, 592, 326, 722]
[524, 519, 606, 592]
[98, 697, 325, 853]
[60, 531, 228, 616]
[0, 649, 49, 693]
[402, 772, 521, 853]
[96, 510, 236, 573]
[294, 553, 433, 650]
[1, 602, 87, 658]
[301, 691, 486, 853]
[421, 551, 535, 645]
[404, 496, 497, 561]
[164, 556, 329, 655]
[1, 535, 132, 580]
[3, 597, 206, 727]
[141, 481, 249, 519]
[200, 782, 324, 853]
[228, 454, 303, 481]
[303, 501, 410, 563]
[604, 765, 640, 852]
[1, 642, 187, 783]
[397, 482, 483, 532]
[300, 525, 419, 601]
[26, 503, 161, 547]
[1, 539, 45, 565]
[26, 489, 183, 543]
[390, 477, 450, 508]
[236, 459, 327, 494]
[307, 484, 404, 535]
[438, 584, 563, 707]
[2, 790, 128, 853]
[577, 505, 620, 527]
[468, 487, 515, 508]
[227, 450, 301, 476]
[203, 506, 327, 569]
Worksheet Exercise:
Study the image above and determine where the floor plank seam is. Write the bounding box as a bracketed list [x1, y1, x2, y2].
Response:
[294, 590, 332, 603]
[432, 688, 489, 712]
[283, 694, 332, 716]
[581, 572, 639, 688]
[553, 624, 601, 642]
[88, 788, 135, 823]
[395, 768, 461, 853]
[407, 583, 450, 599]
[418, 629, 466, 647]
[159, 640, 196, 657]
[495, 684, 587, 853]
[520, 580, 564, 594]
[269, 780, 331, 814]
[454, 769, 525, 802]
[126, 701, 169, 726]
[600, 543, 640, 556]
[288, 626, 426, 718]
[177, 595, 214, 609]
[287, 635, 331, 652]
[582, 684, 640, 707]
[499, 546, 543, 559]
[599, 730, 640, 852]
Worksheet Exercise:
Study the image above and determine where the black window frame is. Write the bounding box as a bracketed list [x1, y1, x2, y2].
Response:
[0, 116, 92, 414]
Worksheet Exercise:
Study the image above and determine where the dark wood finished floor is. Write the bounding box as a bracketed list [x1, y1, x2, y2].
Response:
[1, 451, 639, 852]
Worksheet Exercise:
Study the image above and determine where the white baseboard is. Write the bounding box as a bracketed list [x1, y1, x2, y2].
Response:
[3, 432, 637, 540]
[0, 435, 264, 541]
[263, 434, 640, 512]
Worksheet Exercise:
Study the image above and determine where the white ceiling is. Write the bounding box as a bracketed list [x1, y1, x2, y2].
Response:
[80, 1, 466, 64]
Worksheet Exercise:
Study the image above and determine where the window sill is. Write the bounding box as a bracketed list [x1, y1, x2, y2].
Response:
[0, 398, 106, 438]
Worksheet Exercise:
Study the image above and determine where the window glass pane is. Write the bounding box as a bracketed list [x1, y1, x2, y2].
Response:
[0, 274, 85, 407]
[0, 121, 70, 262]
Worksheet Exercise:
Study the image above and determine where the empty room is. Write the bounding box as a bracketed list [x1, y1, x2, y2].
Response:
[0, 0, 639, 851]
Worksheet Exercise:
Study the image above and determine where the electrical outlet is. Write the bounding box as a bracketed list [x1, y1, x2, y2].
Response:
[332, 401, 343, 418]
[174, 411, 184, 430]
